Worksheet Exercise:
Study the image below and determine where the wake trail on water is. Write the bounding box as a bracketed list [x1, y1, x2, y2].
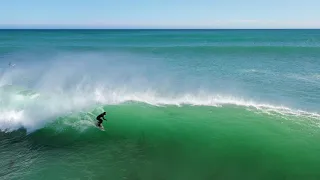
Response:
[0, 52, 319, 133]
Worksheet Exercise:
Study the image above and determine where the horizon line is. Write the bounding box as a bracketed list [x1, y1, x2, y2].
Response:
[1, 28, 320, 30]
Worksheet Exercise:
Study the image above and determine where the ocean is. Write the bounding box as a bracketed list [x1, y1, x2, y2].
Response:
[0, 29, 320, 180]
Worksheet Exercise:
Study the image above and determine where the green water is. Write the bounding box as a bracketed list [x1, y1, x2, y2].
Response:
[1, 104, 319, 180]
[1, 29, 320, 180]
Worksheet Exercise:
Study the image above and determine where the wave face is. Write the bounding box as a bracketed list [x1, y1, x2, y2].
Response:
[1, 29, 320, 180]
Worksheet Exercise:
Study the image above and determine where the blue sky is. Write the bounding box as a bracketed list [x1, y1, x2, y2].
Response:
[1, 0, 319, 28]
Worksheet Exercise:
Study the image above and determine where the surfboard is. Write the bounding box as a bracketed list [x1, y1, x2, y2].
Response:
[95, 122, 105, 131]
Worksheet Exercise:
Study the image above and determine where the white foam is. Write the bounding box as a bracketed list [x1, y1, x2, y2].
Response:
[1, 84, 320, 133]
[95, 89, 320, 119]
[0, 52, 319, 133]
[0, 110, 24, 132]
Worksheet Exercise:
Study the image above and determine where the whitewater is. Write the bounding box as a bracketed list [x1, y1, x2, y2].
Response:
[1, 55, 319, 132]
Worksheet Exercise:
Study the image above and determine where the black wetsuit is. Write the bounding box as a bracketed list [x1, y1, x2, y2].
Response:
[96, 113, 106, 127]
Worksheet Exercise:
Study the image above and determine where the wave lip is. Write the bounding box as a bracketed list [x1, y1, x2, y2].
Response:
[96, 90, 320, 120]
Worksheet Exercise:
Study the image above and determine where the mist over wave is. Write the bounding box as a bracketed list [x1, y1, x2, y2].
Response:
[0, 52, 319, 133]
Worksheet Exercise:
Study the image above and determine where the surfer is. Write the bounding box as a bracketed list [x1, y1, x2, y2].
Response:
[96, 112, 107, 128]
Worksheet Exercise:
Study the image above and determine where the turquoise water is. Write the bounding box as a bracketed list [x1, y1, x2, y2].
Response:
[0, 29, 320, 180]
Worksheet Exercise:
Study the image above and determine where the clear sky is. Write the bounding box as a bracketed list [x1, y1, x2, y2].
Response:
[1, 0, 319, 29]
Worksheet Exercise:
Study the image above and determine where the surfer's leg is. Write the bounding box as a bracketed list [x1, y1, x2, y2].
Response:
[97, 120, 103, 127]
